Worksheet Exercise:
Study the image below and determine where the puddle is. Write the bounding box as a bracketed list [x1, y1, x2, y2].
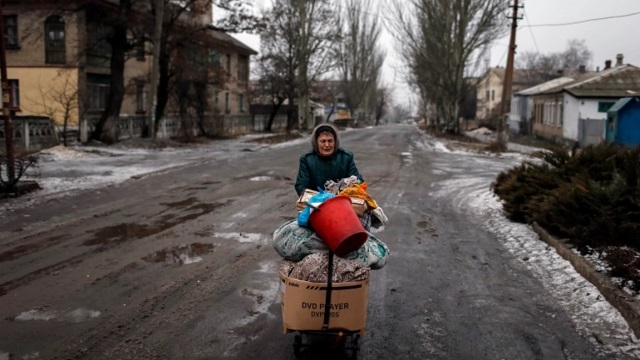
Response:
[162, 197, 198, 208]
[401, 152, 413, 165]
[14, 307, 101, 323]
[143, 243, 215, 265]
[0, 234, 66, 262]
[85, 201, 231, 246]
[213, 232, 266, 243]
[249, 175, 290, 181]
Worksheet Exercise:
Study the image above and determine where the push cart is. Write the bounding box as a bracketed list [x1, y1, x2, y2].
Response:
[279, 252, 369, 359]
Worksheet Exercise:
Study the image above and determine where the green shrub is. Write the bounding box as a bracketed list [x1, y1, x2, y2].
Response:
[492, 142, 640, 287]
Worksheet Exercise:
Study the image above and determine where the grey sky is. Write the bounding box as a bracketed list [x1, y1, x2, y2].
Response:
[491, 0, 640, 69]
[226, 0, 640, 108]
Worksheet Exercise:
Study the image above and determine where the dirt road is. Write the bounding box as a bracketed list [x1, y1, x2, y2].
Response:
[0, 125, 637, 359]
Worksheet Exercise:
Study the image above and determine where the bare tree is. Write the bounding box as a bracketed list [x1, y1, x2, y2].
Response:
[517, 39, 593, 82]
[28, 70, 80, 146]
[287, 0, 340, 131]
[388, 0, 508, 133]
[253, 53, 289, 132]
[336, 0, 385, 126]
[372, 86, 391, 126]
[258, 0, 338, 132]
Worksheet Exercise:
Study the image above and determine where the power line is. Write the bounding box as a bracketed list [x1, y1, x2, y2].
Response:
[521, 11, 640, 28]
[523, 12, 539, 54]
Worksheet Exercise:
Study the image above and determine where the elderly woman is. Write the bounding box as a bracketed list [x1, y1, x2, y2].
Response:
[294, 123, 363, 196]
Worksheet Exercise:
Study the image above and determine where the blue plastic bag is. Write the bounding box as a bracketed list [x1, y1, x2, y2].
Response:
[297, 191, 336, 227]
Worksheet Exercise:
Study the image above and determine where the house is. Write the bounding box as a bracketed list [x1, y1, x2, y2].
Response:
[531, 55, 640, 146]
[606, 97, 640, 147]
[475, 67, 537, 122]
[508, 77, 576, 135]
[1, 0, 256, 141]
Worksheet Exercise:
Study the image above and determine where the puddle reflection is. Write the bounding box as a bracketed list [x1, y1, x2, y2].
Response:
[143, 243, 215, 265]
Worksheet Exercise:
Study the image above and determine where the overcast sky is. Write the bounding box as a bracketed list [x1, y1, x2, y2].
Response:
[225, 0, 640, 108]
[491, 0, 640, 70]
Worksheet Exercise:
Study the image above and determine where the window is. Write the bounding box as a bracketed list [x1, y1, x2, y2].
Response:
[87, 74, 110, 110]
[214, 91, 219, 109]
[491, 90, 495, 101]
[4, 15, 18, 48]
[225, 54, 231, 74]
[239, 94, 244, 112]
[136, 80, 145, 113]
[45, 16, 66, 64]
[0, 80, 20, 108]
[209, 51, 221, 67]
[485, 90, 489, 101]
[237, 55, 248, 83]
[224, 92, 229, 113]
[598, 101, 615, 113]
[85, 19, 111, 67]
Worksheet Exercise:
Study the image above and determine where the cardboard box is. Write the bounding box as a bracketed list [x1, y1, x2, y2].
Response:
[279, 272, 369, 334]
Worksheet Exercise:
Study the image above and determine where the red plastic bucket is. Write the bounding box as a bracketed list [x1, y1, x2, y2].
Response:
[308, 196, 368, 257]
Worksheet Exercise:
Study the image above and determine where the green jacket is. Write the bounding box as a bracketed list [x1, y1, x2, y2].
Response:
[294, 148, 363, 195]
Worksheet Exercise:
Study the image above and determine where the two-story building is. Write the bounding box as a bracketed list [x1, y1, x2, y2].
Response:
[475, 67, 534, 122]
[2, 0, 256, 141]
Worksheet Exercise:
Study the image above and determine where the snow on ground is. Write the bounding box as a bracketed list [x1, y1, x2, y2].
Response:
[421, 135, 640, 358]
[1, 134, 296, 213]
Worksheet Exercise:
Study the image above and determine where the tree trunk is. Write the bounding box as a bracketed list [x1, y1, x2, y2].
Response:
[90, 0, 130, 144]
[266, 97, 285, 132]
[153, 52, 171, 137]
[91, 24, 127, 144]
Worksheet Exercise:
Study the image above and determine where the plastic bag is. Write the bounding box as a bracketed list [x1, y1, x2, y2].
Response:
[297, 191, 335, 227]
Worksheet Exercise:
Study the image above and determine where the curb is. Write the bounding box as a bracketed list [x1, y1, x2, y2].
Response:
[532, 222, 640, 338]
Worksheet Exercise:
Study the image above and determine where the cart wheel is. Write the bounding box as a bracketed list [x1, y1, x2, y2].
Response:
[293, 334, 302, 358]
[350, 335, 360, 360]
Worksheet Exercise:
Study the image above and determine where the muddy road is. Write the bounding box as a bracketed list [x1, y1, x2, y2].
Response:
[0, 125, 636, 359]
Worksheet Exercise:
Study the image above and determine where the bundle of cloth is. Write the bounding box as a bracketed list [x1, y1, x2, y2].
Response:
[274, 177, 390, 282]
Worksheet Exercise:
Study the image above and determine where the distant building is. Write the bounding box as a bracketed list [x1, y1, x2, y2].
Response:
[532, 55, 640, 146]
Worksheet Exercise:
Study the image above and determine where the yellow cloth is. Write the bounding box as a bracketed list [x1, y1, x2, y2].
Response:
[338, 182, 378, 209]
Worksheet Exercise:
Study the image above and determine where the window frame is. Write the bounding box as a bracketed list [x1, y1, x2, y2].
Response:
[45, 15, 66, 64]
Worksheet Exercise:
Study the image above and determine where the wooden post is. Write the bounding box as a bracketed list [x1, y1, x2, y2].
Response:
[496, 0, 521, 148]
[0, 1, 16, 185]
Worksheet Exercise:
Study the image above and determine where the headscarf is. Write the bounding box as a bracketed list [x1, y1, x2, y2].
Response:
[311, 123, 340, 155]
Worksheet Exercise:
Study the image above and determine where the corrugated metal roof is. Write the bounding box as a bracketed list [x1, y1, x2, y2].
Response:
[515, 77, 575, 96]
[565, 65, 640, 97]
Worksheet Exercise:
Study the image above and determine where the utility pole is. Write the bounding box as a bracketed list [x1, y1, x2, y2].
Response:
[496, 0, 522, 149]
[0, 1, 16, 186]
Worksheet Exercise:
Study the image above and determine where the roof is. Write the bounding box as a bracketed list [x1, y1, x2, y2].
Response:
[515, 77, 575, 96]
[207, 27, 258, 55]
[538, 65, 640, 98]
[607, 97, 638, 115]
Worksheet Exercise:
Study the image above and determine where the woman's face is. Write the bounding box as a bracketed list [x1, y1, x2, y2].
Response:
[317, 132, 335, 157]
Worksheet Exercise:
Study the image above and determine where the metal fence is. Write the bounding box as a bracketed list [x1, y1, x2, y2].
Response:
[578, 118, 606, 147]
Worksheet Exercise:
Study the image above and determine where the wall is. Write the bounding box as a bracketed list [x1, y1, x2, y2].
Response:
[9, 68, 80, 126]
[475, 70, 503, 120]
[564, 95, 615, 142]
